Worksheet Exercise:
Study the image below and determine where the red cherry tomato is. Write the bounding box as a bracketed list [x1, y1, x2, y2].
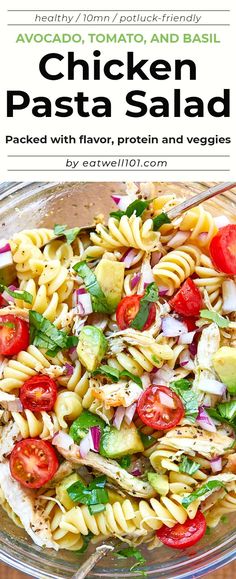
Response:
[0, 314, 29, 356]
[169, 278, 203, 317]
[0, 294, 7, 308]
[210, 225, 236, 274]
[116, 295, 156, 331]
[181, 316, 197, 331]
[156, 511, 206, 549]
[137, 385, 184, 431]
[10, 439, 59, 489]
[20, 375, 58, 412]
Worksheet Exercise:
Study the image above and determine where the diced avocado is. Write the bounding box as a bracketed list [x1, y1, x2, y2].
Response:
[147, 473, 169, 496]
[95, 259, 125, 312]
[213, 347, 236, 394]
[0, 247, 16, 286]
[100, 423, 144, 459]
[77, 325, 107, 371]
[69, 410, 106, 443]
[56, 473, 82, 510]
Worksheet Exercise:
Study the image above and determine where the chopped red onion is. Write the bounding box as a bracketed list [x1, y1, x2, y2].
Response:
[79, 432, 91, 458]
[189, 342, 198, 357]
[196, 407, 216, 433]
[210, 456, 222, 473]
[87, 313, 108, 330]
[214, 215, 230, 229]
[113, 406, 125, 430]
[141, 260, 154, 285]
[0, 242, 11, 254]
[167, 231, 190, 249]
[90, 426, 101, 452]
[159, 288, 169, 297]
[222, 280, 236, 315]
[159, 390, 175, 409]
[198, 379, 226, 396]
[151, 365, 174, 386]
[6, 398, 23, 412]
[162, 316, 188, 337]
[78, 292, 93, 315]
[179, 331, 196, 345]
[131, 273, 141, 290]
[2, 289, 15, 303]
[52, 431, 74, 450]
[124, 403, 137, 425]
[121, 248, 139, 269]
[77, 288, 86, 295]
[198, 232, 208, 242]
[69, 347, 77, 362]
[179, 350, 195, 370]
[131, 468, 141, 477]
[151, 252, 162, 267]
[64, 363, 74, 376]
[111, 194, 135, 212]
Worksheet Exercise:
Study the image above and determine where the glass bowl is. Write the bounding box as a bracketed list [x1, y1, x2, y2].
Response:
[0, 181, 236, 579]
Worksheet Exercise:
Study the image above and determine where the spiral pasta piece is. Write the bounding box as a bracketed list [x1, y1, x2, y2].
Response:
[108, 342, 173, 377]
[153, 244, 201, 295]
[43, 240, 73, 266]
[194, 254, 226, 312]
[38, 260, 72, 297]
[12, 410, 59, 439]
[179, 206, 218, 247]
[0, 345, 50, 392]
[152, 194, 179, 244]
[205, 491, 236, 528]
[90, 215, 161, 252]
[11, 228, 55, 249]
[15, 279, 70, 326]
[54, 391, 82, 428]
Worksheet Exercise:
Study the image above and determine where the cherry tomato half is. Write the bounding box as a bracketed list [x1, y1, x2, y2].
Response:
[137, 385, 184, 431]
[116, 295, 156, 331]
[10, 438, 59, 489]
[20, 375, 58, 412]
[156, 511, 206, 549]
[210, 224, 236, 274]
[169, 278, 203, 317]
[0, 314, 29, 356]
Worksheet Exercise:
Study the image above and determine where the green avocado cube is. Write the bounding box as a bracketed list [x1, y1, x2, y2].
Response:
[77, 325, 107, 372]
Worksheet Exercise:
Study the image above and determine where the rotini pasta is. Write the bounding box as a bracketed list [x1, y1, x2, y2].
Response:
[153, 244, 201, 295]
[90, 215, 161, 252]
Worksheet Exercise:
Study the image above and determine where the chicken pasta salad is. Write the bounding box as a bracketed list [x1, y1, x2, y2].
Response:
[0, 183, 236, 557]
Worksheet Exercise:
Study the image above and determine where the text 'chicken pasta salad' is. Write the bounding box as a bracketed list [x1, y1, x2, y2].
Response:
[0, 182, 236, 563]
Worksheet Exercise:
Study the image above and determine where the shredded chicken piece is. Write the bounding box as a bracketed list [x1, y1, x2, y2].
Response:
[159, 426, 233, 460]
[57, 445, 156, 499]
[0, 421, 21, 461]
[41, 461, 73, 491]
[0, 462, 58, 549]
[91, 378, 141, 408]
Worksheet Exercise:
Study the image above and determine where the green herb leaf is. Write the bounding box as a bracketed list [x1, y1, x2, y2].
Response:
[29, 310, 78, 356]
[182, 480, 225, 508]
[152, 212, 171, 231]
[76, 531, 93, 554]
[208, 402, 236, 432]
[54, 224, 80, 245]
[73, 261, 113, 314]
[93, 365, 142, 388]
[170, 380, 198, 420]
[67, 476, 109, 507]
[88, 504, 106, 515]
[115, 547, 146, 569]
[110, 199, 150, 221]
[179, 455, 200, 475]
[200, 309, 229, 328]
[140, 432, 156, 449]
[221, 515, 228, 524]
[118, 455, 131, 469]
[131, 283, 158, 331]
[0, 284, 33, 305]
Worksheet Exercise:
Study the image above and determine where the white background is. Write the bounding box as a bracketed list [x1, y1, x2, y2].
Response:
[0, 0, 235, 181]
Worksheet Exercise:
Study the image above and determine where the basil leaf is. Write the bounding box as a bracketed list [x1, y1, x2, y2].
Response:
[0, 284, 33, 305]
[182, 480, 225, 508]
[76, 531, 93, 554]
[110, 199, 150, 221]
[208, 403, 236, 432]
[118, 455, 131, 469]
[200, 309, 229, 328]
[54, 224, 80, 245]
[92, 365, 120, 382]
[170, 381, 198, 420]
[179, 456, 200, 475]
[88, 504, 106, 515]
[93, 365, 142, 388]
[67, 476, 109, 507]
[29, 311, 78, 355]
[140, 432, 156, 449]
[120, 370, 142, 388]
[115, 547, 146, 566]
[73, 261, 112, 314]
[131, 283, 158, 331]
[152, 212, 171, 231]
[0, 321, 15, 329]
